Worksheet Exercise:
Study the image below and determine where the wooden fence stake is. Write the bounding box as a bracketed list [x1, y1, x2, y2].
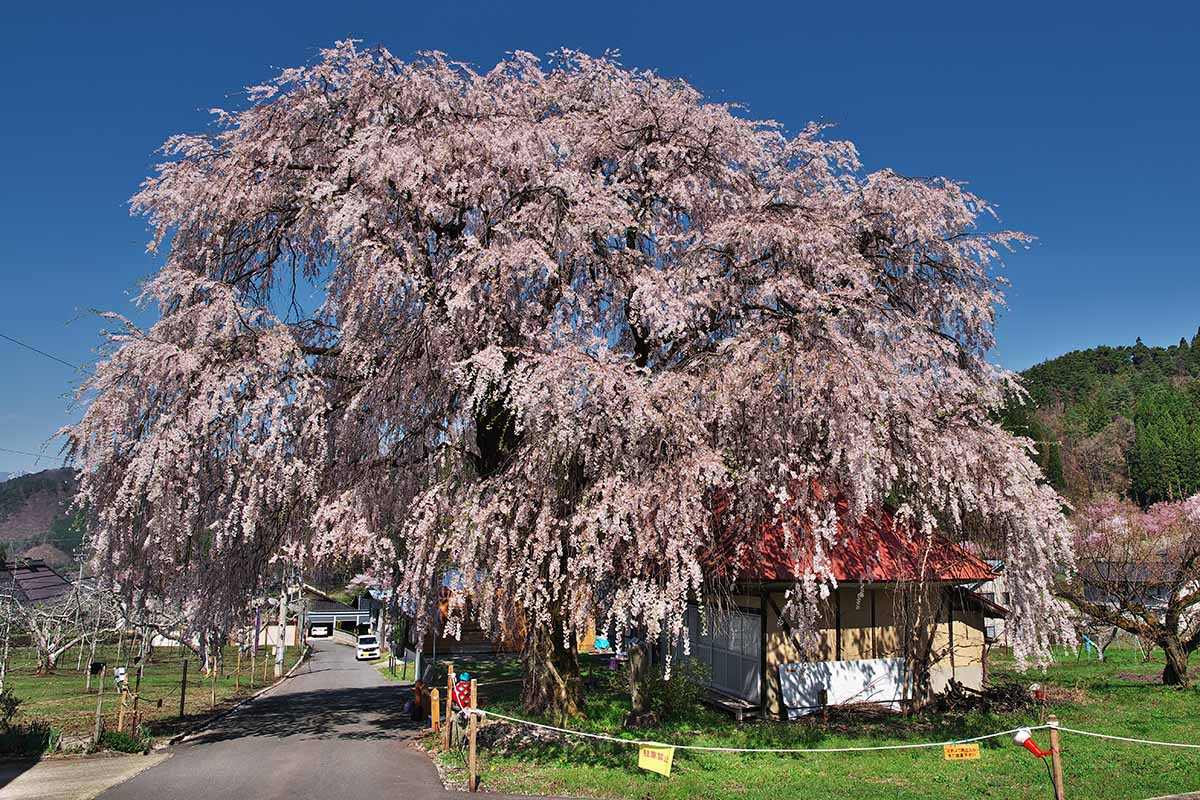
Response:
[468, 679, 478, 792]
[92, 665, 106, 745]
[117, 688, 127, 733]
[210, 654, 217, 707]
[178, 659, 188, 719]
[236, 646, 242, 691]
[1048, 715, 1066, 799]
[431, 688, 441, 734]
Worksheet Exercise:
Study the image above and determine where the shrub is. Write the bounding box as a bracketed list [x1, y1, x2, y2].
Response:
[612, 657, 710, 723]
[0, 687, 21, 728]
[99, 726, 152, 753]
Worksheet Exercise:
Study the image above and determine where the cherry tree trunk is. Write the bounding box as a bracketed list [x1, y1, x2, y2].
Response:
[37, 648, 60, 675]
[628, 642, 651, 714]
[1162, 637, 1191, 687]
[520, 609, 583, 725]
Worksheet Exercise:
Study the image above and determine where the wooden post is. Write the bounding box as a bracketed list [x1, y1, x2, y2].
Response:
[117, 687, 128, 733]
[92, 665, 106, 745]
[210, 653, 217, 707]
[236, 645, 243, 691]
[178, 659, 188, 719]
[1048, 715, 1066, 800]
[468, 679, 478, 792]
[444, 662, 454, 750]
[430, 688, 441, 733]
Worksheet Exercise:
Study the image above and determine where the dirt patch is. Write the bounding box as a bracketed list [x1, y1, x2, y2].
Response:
[1116, 672, 1161, 683]
[1044, 684, 1089, 704]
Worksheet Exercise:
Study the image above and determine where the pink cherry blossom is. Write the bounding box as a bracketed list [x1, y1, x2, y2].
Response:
[66, 41, 1074, 669]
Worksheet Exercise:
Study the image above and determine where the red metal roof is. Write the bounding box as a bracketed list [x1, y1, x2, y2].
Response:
[709, 499, 995, 585]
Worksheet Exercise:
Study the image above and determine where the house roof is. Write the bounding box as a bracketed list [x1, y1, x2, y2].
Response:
[955, 587, 1009, 618]
[710, 499, 996, 585]
[1080, 560, 1165, 586]
[0, 559, 73, 603]
[308, 599, 360, 614]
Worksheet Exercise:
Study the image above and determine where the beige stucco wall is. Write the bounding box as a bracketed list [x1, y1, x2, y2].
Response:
[760, 585, 988, 719]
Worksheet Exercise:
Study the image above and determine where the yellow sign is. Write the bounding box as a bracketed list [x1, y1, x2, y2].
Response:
[943, 743, 981, 761]
[638, 743, 675, 776]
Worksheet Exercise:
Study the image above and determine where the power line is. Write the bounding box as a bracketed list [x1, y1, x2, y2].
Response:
[0, 446, 68, 463]
[0, 332, 80, 371]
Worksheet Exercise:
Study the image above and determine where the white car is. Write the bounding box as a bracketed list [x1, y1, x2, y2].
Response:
[355, 634, 381, 661]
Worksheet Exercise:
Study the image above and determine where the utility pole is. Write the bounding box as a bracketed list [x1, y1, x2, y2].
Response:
[250, 605, 259, 689]
[178, 658, 188, 719]
[72, 552, 85, 671]
[296, 569, 306, 649]
[130, 636, 144, 733]
[0, 592, 12, 693]
[92, 664, 106, 746]
[274, 578, 287, 679]
[84, 579, 104, 691]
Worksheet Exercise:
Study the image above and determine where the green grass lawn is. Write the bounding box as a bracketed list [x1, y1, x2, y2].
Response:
[374, 655, 418, 682]
[428, 646, 1200, 800]
[3, 639, 305, 741]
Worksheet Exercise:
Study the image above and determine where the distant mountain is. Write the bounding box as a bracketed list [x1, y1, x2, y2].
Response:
[0, 468, 83, 566]
[0, 472, 23, 483]
[1003, 330, 1200, 506]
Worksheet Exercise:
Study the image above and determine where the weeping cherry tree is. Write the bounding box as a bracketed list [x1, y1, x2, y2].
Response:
[68, 41, 1073, 722]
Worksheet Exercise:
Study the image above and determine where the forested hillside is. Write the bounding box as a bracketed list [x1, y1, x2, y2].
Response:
[0, 468, 82, 565]
[1005, 330, 1200, 506]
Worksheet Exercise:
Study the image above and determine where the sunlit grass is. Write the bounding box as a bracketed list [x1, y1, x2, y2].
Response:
[4, 640, 304, 739]
[429, 646, 1200, 800]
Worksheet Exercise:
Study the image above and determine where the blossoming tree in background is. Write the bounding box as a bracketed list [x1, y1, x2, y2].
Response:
[1057, 496, 1200, 686]
[67, 41, 1073, 721]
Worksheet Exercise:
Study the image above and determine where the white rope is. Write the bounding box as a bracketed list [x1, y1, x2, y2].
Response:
[466, 708, 1044, 754]
[1057, 727, 1200, 750]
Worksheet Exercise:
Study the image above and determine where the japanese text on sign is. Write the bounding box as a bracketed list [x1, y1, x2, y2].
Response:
[637, 743, 675, 776]
[943, 743, 981, 761]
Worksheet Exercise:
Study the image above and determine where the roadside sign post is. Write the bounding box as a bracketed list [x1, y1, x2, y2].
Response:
[468, 679, 478, 792]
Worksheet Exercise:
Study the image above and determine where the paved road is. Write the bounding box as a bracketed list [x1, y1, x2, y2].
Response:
[97, 640, 451, 800]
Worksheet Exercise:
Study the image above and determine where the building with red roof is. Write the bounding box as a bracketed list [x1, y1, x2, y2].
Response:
[681, 503, 1005, 720]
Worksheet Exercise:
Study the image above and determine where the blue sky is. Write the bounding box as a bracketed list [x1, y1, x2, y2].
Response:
[1, 1, 1197, 474]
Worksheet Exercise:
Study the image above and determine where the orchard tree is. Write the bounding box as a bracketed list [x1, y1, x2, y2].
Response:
[1057, 496, 1200, 686]
[67, 42, 1073, 722]
[14, 585, 120, 674]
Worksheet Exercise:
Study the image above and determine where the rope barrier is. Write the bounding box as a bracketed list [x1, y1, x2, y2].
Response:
[463, 709, 1200, 755]
[1054, 727, 1200, 750]
[463, 708, 1049, 754]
